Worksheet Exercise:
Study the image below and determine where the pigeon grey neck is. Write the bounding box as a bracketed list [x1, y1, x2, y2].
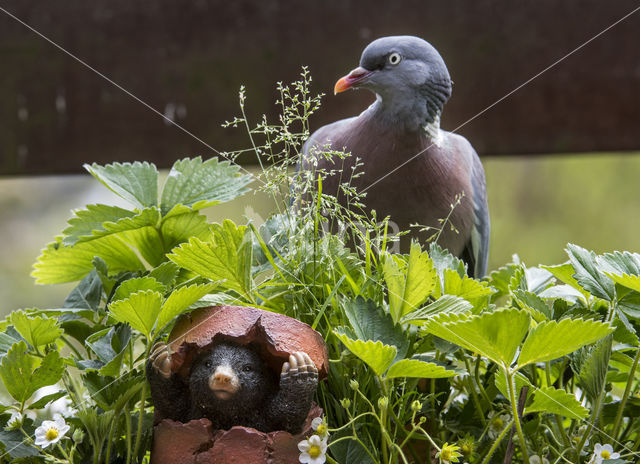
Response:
[368, 94, 442, 137]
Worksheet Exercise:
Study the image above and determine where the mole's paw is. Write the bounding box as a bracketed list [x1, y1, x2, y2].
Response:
[280, 352, 318, 388]
[149, 342, 172, 379]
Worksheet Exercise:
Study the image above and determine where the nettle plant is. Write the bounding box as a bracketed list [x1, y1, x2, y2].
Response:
[0, 71, 639, 464]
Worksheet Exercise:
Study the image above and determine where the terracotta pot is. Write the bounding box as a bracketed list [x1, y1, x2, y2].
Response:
[150, 404, 323, 464]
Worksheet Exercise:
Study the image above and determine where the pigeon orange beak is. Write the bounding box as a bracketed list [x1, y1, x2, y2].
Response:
[334, 67, 375, 94]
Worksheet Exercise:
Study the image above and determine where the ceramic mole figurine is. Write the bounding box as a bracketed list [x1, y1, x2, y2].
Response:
[146, 340, 318, 434]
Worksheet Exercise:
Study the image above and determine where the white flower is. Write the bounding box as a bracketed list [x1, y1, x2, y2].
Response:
[311, 416, 329, 439]
[298, 434, 328, 464]
[589, 443, 620, 464]
[487, 411, 511, 439]
[34, 416, 70, 449]
[529, 455, 550, 464]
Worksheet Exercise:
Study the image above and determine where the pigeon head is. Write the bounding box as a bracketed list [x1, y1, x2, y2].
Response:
[334, 36, 452, 129]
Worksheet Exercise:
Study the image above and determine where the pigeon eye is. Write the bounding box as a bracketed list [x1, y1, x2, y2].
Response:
[388, 53, 402, 66]
[242, 365, 253, 373]
[205, 361, 212, 368]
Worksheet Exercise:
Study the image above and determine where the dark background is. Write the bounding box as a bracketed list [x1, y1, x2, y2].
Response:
[1, 0, 640, 176]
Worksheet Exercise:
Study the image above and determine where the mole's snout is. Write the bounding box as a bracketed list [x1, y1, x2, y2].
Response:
[209, 365, 240, 399]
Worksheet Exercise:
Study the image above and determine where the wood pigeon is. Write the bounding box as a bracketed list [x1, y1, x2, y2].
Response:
[302, 36, 489, 278]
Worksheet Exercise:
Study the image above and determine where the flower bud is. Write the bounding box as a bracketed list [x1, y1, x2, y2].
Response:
[72, 428, 85, 443]
[377, 396, 388, 410]
[340, 398, 351, 409]
[411, 400, 423, 412]
[349, 379, 359, 391]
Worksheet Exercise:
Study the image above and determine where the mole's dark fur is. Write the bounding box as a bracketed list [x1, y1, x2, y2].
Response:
[146, 342, 318, 434]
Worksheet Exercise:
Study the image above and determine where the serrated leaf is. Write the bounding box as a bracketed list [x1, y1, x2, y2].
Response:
[0, 429, 40, 458]
[342, 297, 409, 360]
[0, 342, 64, 403]
[33, 235, 145, 284]
[386, 357, 459, 379]
[517, 318, 613, 368]
[488, 263, 520, 299]
[598, 251, 640, 276]
[160, 157, 252, 215]
[28, 390, 66, 410]
[160, 209, 210, 251]
[85, 161, 158, 208]
[524, 386, 588, 419]
[565, 244, 615, 301]
[63, 270, 103, 310]
[10, 311, 63, 348]
[108, 290, 163, 339]
[424, 309, 530, 366]
[62, 204, 136, 245]
[85, 324, 131, 377]
[333, 328, 397, 376]
[513, 290, 552, 321]
[401, 295, 472, 325]
[112, 277, 166, 303]
[0, 331, 20, 358]
[429, 242, 466, 278]
[441, 268, 494, 303]
[169, 220, 253, 300]
[541, 263, 591, 300]
[605, 272, 640, 293]
[148, 262, 180, 287]
[382, 242, 436, 323]
[156, 283, 216, 332]
[573, 335, 612, 401]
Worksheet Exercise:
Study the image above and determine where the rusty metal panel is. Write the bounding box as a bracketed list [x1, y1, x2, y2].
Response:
[0, 0, 639, 175]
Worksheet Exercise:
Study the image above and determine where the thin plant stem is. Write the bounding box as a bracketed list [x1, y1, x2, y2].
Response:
[506, 369, 530, 463]
[612, 347, 640, 439]
[480, 419, 514, 464]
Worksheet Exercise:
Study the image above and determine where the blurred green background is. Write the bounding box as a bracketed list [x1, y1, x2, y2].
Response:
[2, 151, 639, 316]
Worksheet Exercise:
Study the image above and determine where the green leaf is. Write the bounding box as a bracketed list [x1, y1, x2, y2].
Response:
[524, 386, 588, 419]
[541, 263, 591, 300]
[62, 204, 136, 245]
[401, 294, 472, 325]
[160, 157, 252, 215]
[169, 220, 253, 300]
[148, 262, 180, 287]
[112, 277, 167, 303]
[517, 318, 613, 368]
[0, 342, 64, 403]
[342, 297, 409, 359]
[10, 311, 63, 348]
[85, 325, 131, 377]
[0, 429, 39, 458]
[386, 357, 459, 379]
[440, 268, 494, 304]
[108, 290, 163, 339]
[382, 242, 436, 323]
[33, 235, 146, 284]
[156, 283, 216, 332]
[424, 309, 530, 366]
[0, 331, 20, 358]
[572, 335, 613, 401]
[429, 242, 466, 278]
[605, 272, 640, 293]
[28, 390, 66, 410]
[565, 244, 615, 301]
[160, 209, 210, 251]
[333, 328, 397, 376]
[63, 270, 103, 310]
[513, 290, 552, 321]
[85, 161, 158, 209]
[598, 251, 640, 276]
